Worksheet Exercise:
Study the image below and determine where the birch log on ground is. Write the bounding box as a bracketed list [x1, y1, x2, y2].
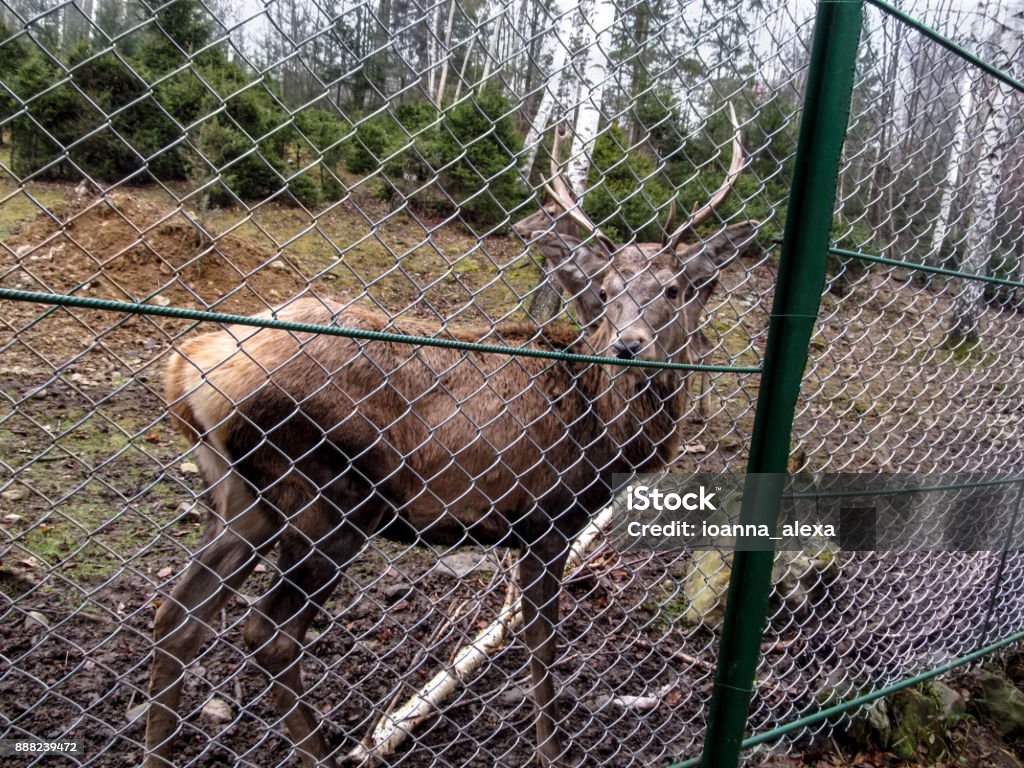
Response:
[350, 502, 621, 762]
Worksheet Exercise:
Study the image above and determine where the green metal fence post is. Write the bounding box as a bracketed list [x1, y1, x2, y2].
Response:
[696, 2, 865, 767]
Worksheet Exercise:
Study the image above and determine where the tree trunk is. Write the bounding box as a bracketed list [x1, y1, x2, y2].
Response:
[565, 0, 617, 196]
[434, 0, 457, 105]
[478, 1, 506, 93]
[627, 3, 651, 146]
[522, 0, 581, 324]
[928, 66, 976, 266]
[521, 0, 579, 177]
[947, 0, 1016, 346]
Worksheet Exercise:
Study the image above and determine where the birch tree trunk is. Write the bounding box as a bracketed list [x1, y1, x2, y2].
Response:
[520, 0, 579, 177]
[947, 0, 1016, 345]
[426, 0, 440, 101]
[928, 67, 976, 265]
[478, 2, 506, 93]
[565, 0, 617, 195]
[434, 0, 457, 105]
[522, 0, 582, 324]
[929, 2, 992, 266]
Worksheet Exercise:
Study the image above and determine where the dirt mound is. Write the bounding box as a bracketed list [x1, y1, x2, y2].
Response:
[3, 189, 308, 317]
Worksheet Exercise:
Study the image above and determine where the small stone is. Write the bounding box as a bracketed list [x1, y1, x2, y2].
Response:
[975, 669, 1024, 737]
[928, 680, 966, 721]
[201, 698, 233, 723]
[69, 373, 86, 385]
[1, 487, 28, 502]
[495, 686, 527, 708]
[384, 583, 413, 604]
[271, 260, 287, 270]
[157, 567, 173, 579]
[152, 295, 171, 307]
[176, 502, 196, 517]
[2, 513, 23, 524]
[24, 610, 49, 630]
[437, 551, 496, 578]
[180, 461, 199, 475]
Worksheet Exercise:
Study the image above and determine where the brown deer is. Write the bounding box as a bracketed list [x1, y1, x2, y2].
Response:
[513, 106, 749, 420]
[145, 175, 757, 768]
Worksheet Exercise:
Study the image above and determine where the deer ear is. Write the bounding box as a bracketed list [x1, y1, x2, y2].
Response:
[677, 220, 759, 270]
[532, 231, 610, 326]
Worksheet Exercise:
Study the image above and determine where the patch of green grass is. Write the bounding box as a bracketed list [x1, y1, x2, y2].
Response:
[10, 502, 121, 581]
[648, 575, 693, 632]
[0, 186, 67, 240]
[928, 339, 999, 370]
[0, 143, 67, 238]
[0, 395, 198, 584]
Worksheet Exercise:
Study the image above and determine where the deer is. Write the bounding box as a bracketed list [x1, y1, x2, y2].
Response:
[513, 105, 749, 420]
[144, 160, 757, 768]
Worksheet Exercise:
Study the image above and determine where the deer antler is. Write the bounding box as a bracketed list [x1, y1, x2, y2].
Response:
[666, 102, 746, 253]
[662, 197, 676, 247]
[543, 126, 616, 253]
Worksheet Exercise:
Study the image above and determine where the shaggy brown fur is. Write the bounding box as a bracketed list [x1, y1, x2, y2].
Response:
[145, 226, 755, 768]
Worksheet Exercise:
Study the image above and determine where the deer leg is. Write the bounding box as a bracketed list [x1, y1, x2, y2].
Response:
[242, 521, 370, 768]
[146, 475, 280, 768]
[519, 544, 570, 768]
[699, 369, 710, 421]
[689, 330, 710, 423]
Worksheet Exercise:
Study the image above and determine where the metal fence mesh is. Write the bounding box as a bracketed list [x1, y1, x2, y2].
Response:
[0, 0, 1022, 766]
[761, 0, 1024, 752]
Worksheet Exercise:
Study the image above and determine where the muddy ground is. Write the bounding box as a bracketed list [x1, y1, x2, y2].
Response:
[2, 178, 1023, 767]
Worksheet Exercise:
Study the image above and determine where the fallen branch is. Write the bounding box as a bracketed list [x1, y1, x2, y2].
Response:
[350, 502, 620, 762]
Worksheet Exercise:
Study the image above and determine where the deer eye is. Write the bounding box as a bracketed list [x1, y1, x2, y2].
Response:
[666, 285, 680, 300]
[599, 288, 608, 302]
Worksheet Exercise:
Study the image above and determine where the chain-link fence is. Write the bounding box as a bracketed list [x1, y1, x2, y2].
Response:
[0, 0, 1023, 766]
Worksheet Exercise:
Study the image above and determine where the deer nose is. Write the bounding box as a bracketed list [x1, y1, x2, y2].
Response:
[612, 340, 643, 360]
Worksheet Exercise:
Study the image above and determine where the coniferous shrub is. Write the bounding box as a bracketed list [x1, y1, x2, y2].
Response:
[582, 126, 671, 243]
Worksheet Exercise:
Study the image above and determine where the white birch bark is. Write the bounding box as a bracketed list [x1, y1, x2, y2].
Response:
[478, 1, 506, 93]
[434, 0, 457, 105]
[949, 0, 1016, 343]
[565, 0, 617, 196]
[452, 36, 474, 103]
[928, 68, 976, 264]
[426, 0, 440, 101]
[520, 0, 580, 176]
[929, 3, 992, 265]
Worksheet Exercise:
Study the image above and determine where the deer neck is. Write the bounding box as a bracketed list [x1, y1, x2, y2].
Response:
[578, 361, 684, 473]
